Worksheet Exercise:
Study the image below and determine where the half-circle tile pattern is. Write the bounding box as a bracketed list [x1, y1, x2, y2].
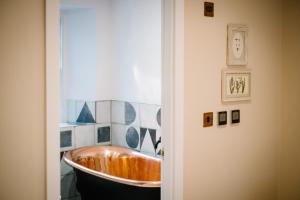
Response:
[125, 102, 136, 125]
[126, 127, 139, 148]
[156, 108, 161, 127]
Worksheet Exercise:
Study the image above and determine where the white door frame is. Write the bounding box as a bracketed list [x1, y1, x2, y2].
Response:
[46, 0, 184, 199]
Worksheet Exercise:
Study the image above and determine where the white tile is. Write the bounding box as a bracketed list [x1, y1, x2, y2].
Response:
[139, 104, 160, 129]
[140, 129, 155, 156]
[59, 123, 77, 128]
[111, 124, 127, 147]
[74, 125, 95, 148]
[111, 101, 125, 124]
[67, 100, 77, 123]
[96, 101, 111, 123]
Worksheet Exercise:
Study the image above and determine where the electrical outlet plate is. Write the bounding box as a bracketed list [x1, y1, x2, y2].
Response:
[203, 112, 213, 127]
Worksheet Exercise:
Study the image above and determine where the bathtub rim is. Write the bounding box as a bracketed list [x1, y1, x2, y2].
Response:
[63, 145, 161, 188]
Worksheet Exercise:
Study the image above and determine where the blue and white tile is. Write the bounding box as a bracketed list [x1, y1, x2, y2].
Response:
[140, 128, 156, 156]
[75, 100, 85, 117]
[111, 100, 125, 124]
[125, 126, 140, 150]
[76, 101, 96, 123]
[96, 100, 111, 124]
[74, 125, 95, 148]
[60, 126, 75, 152]
[156, 108, 161, 127]
[86, 101, 96, 120]
[155, 128, 162, 155]
[125, 102, 140, 127]
[72, 100, 85, 123]
[111, 124, 127, 147]
[94, 123, 111, 145]
[67, 100, 95, 123]
[111, 124, 140, 150]
[139, 104, 161, 129]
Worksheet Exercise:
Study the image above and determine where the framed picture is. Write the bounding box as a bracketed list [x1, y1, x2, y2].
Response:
[222, 69, 251, 102]
[227, 24, 248, 66]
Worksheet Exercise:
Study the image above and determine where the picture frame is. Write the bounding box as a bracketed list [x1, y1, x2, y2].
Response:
[227, 24, 248, 66]
[222, 69, 251, 102]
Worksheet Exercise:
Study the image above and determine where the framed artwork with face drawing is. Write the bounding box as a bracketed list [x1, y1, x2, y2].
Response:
[222, 69, 251, 102]
[227, 24, 248, 66]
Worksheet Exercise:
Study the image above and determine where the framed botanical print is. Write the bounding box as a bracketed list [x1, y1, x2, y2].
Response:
[227, 24, 248, 66]
[222, 69, 251, 102]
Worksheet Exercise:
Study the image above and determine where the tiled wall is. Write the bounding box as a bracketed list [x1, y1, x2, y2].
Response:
[61, 100, 162, 156]
[60, 100, 161, 200]
[110, 100, 161, 156]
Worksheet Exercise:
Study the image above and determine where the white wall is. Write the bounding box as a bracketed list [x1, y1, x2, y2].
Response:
[111, 0, 162, 105]
[61, 0, 112, 101]
[61, 0, 161, 107]
[184, 0, 282, 199]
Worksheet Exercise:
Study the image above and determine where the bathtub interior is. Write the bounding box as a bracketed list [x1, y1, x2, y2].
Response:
[66, 146, 161, 182]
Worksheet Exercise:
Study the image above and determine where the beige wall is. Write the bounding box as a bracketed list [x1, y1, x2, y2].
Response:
[0, 0, 46, 199]
[279, 0, 300, 199]
[184, 0, 282, 199]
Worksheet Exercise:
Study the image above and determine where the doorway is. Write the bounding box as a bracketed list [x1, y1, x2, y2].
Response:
[46, 0, 184, 199]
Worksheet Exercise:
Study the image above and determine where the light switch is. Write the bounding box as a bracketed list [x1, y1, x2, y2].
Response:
[218, 111, 227, 125]
[203, 112, 213, 127]
[204, 2, 214, 17]
[231, 110, 240, 124]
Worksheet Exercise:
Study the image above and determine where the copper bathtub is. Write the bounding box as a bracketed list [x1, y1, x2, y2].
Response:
[63, 146, 161, 200]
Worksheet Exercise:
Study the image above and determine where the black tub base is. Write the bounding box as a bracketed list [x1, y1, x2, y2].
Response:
[75, 169, 161, 200]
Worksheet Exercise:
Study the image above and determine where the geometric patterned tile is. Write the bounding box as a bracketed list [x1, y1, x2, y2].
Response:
[139, 103, 160, 129]
[125, 126, 139, 148]
[76, 102, 95, 123]
[140, 128, 156, 156]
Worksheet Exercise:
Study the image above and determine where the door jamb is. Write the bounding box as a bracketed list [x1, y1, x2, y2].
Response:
[46, 0, 60, 199]
[161, 0, 184, 200]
